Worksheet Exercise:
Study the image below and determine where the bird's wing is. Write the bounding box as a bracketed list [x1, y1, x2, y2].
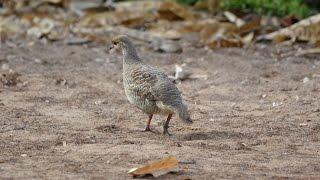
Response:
[128, 65, 182, 107]
[127, 65, 158, 101]
[147, 66, 183, 107]
[150, 78, 182, 107]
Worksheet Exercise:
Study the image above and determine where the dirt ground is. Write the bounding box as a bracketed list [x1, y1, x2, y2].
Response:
[0, 38, 320, 179]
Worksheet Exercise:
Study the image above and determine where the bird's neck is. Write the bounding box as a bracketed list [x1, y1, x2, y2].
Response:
[122, 44, 142, 65]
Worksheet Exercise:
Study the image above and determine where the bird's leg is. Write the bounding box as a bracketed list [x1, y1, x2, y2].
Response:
[144, 114, 153, 132]
[163, 114, 172, 136]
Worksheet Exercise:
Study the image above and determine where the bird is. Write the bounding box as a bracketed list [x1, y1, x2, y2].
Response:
[110, 35, 192, 135]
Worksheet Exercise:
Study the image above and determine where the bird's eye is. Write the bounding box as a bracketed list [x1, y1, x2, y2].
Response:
[113, 41, 117, 45]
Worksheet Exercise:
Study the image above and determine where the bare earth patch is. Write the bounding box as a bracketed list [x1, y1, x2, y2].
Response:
[0, 39, 320, 179]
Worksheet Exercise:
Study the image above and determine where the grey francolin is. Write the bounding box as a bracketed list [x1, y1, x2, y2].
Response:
[111, 35, 192, 135]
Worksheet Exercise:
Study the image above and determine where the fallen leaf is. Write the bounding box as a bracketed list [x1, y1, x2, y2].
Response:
[128, 156, 178, 178]
[258, 14, 320, 42]
[280, 15, 299, 27]
[296, 48, 320, 56]
[180, 20, 238, 42]
[272, 34, 290, 43]
[42, 0, 69, 7]
[193, 0, 219, 12]
[157, 1, 196, 21]
[241, 32, 254, 44]
[149, 29, 182, 40]
[114, 0, 161, 13]
[207, 38, 243, 49]
[80, 11, 146, 27]
[121, 17, 145, 28]
[224, 11, 245, 27]
[238, 17, 261, 34]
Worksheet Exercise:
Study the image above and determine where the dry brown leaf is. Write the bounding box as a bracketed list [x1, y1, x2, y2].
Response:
[115, 0, 161, 13]
[121, 16, 149, 28]
[157, 1, 196, 21]
[193, 0, 219, 12]
[42, 0, 69, 7]
[224, 11, 245, 27]
[207, 38, 243, 49]
[78, 1, 156, 28]
[80, 11, 145, 27]
[258, 14, 320, 42]
[272, 34, 290, 43]
[149, 29, 182, 40]
[180, 20, 238, 42]
[241, 32, 254, 44]
[128, 156, 178, 178]
[82, 6, 114, 15]
[296, 48, 320, 56]
[238, 18, 261, 34]
[280, 15, 299, 27]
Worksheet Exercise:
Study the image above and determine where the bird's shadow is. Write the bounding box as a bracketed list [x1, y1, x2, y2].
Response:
[180, 130, 250, 141]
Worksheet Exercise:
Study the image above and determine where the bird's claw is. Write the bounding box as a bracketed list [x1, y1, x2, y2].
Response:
[163, 127, 172, 136]
[141, 127, 155, 133]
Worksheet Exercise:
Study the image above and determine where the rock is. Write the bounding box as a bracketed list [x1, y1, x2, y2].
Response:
[34, 58, 43, 64]
[272, 102, 283, 107]
[174, 63, 191, 81]
[1, 63, 9, 70]
[151, 39, 182, 53]
[159, 41, 182, 53]
[303, 77, 310, 83]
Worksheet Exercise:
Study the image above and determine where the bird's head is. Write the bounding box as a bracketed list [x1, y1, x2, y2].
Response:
[109, 35, 139, 59]
[110, 35, 132, 52]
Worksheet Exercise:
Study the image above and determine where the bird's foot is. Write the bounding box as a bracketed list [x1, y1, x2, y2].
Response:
[141, 127, 155, 133]
[163, 126, 172, 136]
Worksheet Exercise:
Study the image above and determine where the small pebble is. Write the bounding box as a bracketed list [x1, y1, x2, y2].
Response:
[94, 100, 103, 105]
[303, 77, 310, 83]
[299, 123, 307, 127]
[272, 102, 283, 107]
[1, 63, 9, 70]
[34, 58, 42, 64]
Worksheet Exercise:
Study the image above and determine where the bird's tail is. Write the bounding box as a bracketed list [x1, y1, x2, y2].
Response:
[177, 103, 193, 124]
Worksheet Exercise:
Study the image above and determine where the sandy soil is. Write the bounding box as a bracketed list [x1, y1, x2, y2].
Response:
[0, 38, 320, 179]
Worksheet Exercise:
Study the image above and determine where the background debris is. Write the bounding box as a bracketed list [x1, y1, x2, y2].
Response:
[128, 156, 179, 178]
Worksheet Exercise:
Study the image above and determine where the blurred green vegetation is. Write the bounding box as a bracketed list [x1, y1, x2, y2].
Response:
[219, 0, 313, 18]
[176, 0, 199, 5]
[176, 0, 318, 18]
